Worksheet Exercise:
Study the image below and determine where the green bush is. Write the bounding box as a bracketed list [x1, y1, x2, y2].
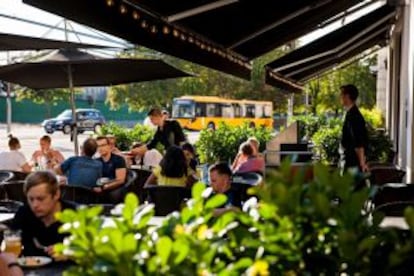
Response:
[360, 107, 384, 128]
[55, 163, 414, 275]
[195, 122, 272, 164]
[100, 122, 155, 151]
[311, 124, 342, 165]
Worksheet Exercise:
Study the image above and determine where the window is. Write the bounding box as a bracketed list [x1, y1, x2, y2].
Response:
[221, 104, 233, 118]
[207, 103, 221, 117]
[172, 100, 195, 118]
[233, 104, 242, 118]
[246, 105, 255, 118]
[195, 103, 206, 116]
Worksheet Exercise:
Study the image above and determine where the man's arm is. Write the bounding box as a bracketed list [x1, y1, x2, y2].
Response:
[355, 147, 368, 172]
[172, 120, 186, 145]
[103, 168, 127, 190]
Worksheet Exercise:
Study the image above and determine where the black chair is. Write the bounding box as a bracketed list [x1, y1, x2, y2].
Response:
[128, 168, 152, 204]
[144, 185, 191, 216]
[231, 172, 263, 204]
[0, 171, 14, 184]
[372, 183, 414, 216]
[369, 168, 406, 186]
[0, 181, 26, 202]
[60, 185, 100, 204]
[6, 171, 29, 181]
[0, 199, 23, 213]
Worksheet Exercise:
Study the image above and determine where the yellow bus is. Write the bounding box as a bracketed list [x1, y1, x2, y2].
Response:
[172, 95, 273, 130]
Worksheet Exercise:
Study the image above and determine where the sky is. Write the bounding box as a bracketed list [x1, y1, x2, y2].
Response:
[0, 0, 384, 65]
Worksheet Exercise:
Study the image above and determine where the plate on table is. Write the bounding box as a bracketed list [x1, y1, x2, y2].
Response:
[18, 256, 52, 267]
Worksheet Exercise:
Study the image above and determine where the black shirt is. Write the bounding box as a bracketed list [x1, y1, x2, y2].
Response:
[98, 153, 127, 180]
[9, 200, 76, 257]
[341, 105, 368, 169]
[147, 120, 186, 150]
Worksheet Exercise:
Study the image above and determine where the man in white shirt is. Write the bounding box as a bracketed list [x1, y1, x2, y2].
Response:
[131, 142, 162, 168]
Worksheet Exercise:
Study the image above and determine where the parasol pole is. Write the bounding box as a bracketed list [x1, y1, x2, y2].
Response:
[68, 64, 79, 156]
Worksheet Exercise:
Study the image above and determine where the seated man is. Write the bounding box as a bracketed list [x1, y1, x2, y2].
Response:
[55, 138, 102, 188]
[131, 142, 162, 168]
[95, 136, 127, 202]
[209, 162, 241, 210]
[32, 135, 65, 170]
[8, 171, 76, 260]
[233, 142, 265, 174]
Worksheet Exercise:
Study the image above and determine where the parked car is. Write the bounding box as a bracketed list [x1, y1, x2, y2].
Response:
[41, 108, 106, 134]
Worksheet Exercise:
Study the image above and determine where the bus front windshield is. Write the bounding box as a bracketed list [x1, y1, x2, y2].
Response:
[172, 100, 195, 118]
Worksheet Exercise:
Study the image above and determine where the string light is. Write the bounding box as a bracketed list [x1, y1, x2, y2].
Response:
[172, 29, 180, 37]
[180, 34, 186, 41]
[188, 37, 194, 43]
[132, 11, 140, 20]
[106, 0, 114, 7]
[150, 25, 158, 34]
[162, 26, 170, 35]
[141, 20, 148, 29]
[119, 4, 127, 14]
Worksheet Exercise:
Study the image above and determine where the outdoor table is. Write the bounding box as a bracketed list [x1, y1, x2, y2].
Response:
[23, 261, 72, 275]
[379, 216, 409, 230]
[0, 213, 14, 223]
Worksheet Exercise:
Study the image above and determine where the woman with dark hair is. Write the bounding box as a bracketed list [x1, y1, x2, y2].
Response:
[181, 142, 198, 171]
[144, 146, 196, 187]
[0, 135, 32, 173]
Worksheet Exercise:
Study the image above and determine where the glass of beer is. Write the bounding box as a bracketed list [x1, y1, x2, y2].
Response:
[3, 229, 22, 257]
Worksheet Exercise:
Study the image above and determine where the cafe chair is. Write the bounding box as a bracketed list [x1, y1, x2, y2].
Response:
[144, 185, 191, 216]
[231, 172, 263, 204]
[371, 183, 414, 215]
[0, 181, 26, 202]
[0, 171, 14, 184]
[60, 185, 100, 204]
[374, 201, 414, 217]
[0, 199, 23, 213]
[369, 167, 406, 186]
[127, 168, 152, 204]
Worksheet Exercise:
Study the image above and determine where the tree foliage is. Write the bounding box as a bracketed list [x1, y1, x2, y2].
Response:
[303, 54, 377, 115]
[106, 46, 293, 112]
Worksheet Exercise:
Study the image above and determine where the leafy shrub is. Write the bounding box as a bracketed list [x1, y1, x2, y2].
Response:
[195, 122, 272, 164]
[360, 107, 384, 128]
[56, 184, 300, 275]
[55, 163, 414, 275]
[311, 124, 342, 165]
[100, 122, 154, 151]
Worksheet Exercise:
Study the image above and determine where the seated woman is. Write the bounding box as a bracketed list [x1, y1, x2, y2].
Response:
[32, 135, 64, 170]
[233, 142, 265, 174]
[144, 146, 196, 187]
[131, 142, 163, 168]
[231, 143, 249, 171]
[0, 135, 31, 173]
[181, 142, 198, 171]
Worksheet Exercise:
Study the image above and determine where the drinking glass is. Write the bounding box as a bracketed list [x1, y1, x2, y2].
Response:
[3, 229, 22, 257]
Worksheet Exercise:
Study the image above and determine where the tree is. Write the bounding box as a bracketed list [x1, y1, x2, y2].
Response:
[303, 52, 378, 116]
[15, 88, 75, 118]
[106, 46, 294, 112]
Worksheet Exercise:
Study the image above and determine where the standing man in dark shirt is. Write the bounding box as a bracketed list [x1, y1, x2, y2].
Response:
[95, 136, 127, 203]
[132, 107, 186, 156]
[339, 84, 369, 172]
[9, 171, 75, 259]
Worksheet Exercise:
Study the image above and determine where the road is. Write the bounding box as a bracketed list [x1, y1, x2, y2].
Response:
[0, 123, 199, 160]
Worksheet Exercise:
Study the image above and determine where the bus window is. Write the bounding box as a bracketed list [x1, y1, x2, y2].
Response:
[195, 103, 206, 117]
[255, 105, 264, 118]
[233, 104, 242, 118]
[207, 103, 221, 117]
[222, 104, 233, 118]
[172, 99, 195, 118]
[263, 104, 272, 118]
[246, 105, 255, 118]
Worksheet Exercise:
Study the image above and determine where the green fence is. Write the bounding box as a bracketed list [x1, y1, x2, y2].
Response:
[0, 98, 145, 125]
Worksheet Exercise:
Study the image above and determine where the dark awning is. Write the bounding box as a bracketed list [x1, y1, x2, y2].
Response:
[23, 0, 370, 91]
[265, 4, 396, 83]
[0, 32, 106, 51]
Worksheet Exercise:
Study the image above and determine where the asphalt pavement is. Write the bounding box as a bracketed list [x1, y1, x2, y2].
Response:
[0, 123, 199, 160]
